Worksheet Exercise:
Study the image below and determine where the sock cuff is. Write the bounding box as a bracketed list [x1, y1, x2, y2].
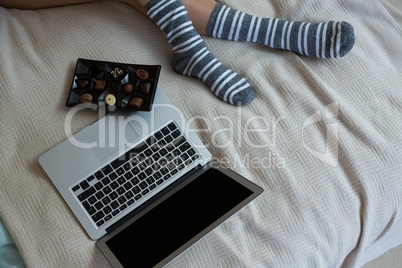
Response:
[206, 2, 225, 37]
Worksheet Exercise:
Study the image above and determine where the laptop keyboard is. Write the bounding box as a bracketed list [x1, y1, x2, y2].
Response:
[71, 121, 200, 228]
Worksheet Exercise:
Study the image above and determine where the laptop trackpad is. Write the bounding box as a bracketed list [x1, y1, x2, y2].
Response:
[83, 115, 139, 162]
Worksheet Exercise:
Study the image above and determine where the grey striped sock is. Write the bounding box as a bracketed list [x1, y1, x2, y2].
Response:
[145, 0, 255, 106]
[207, 3, 355, 59]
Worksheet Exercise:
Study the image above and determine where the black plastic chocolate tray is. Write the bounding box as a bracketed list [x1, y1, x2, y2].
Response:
[66, 58, 161, 111]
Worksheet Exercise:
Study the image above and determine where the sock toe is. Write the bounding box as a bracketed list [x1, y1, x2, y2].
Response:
[339, 21, 355, 57]
[230, 84, 255, 106]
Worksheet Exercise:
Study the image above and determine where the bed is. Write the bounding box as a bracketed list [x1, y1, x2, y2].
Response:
[0, 0, 401, 267]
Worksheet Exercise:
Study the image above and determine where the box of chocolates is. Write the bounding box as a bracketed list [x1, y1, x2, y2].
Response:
[66, 58, 161, 111]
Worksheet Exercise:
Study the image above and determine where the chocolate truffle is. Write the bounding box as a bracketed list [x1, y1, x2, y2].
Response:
[139, 82, 151, 95]
[110, 67, 125, 80]
[123, 83, 134, 94]
[76, 79, 90, 89]
[79, 93, 93, 104]
[95, 80, 106, 90]
[105, 93, 117, 106]
[136, 69, 149, 80]
[128, 97, 143, 109]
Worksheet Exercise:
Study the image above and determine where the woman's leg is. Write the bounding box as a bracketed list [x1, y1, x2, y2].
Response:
[123, 0, 215, 35]
[137, 0, 255, 105]
[0, 0, 97, 9]
[1, 0, 355, 59]
[127, 0, 355, 59]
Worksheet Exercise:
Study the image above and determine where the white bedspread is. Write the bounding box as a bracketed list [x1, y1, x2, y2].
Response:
[0, 0, 401, 267]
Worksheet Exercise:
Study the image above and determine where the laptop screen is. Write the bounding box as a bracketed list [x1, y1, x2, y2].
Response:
[104, 167, 255, 267]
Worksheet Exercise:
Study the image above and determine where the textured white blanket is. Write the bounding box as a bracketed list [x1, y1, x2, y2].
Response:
[0, 0, 401, 267]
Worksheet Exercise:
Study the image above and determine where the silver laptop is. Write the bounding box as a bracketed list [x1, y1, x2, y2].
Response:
[39, 87, 263, 267]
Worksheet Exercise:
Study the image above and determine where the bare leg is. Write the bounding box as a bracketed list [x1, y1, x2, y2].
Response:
[175, 0, 217, 35]
[0, 0, 216, 35]
[122, 0, 216, 35]
[121, 0, 149, 18]
[0, 0, 97, 9]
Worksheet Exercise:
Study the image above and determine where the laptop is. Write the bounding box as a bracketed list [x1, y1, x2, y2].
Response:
[39, 87, 263, 267]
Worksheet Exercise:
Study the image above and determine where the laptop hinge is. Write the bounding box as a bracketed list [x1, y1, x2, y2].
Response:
[105, 164, 203, 235]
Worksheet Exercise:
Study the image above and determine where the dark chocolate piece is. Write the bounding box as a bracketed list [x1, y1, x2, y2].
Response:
[87, 65, 101, 77]
[95, 80, 106, 90]
[139, 82, 151, 95]
[128, 97, 143, 109]
[79, 93, 93, 104]
[110, 67, 125, 80]
[76, 79, 90, 89]
[123, 83, 134, 94]
[136, 69, 149, 80]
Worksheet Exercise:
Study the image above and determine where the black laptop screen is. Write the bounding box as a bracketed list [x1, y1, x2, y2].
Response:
[105, 167, 253, 267]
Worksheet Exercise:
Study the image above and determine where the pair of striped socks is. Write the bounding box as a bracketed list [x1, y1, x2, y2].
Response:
[145, 0, 355, 106]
